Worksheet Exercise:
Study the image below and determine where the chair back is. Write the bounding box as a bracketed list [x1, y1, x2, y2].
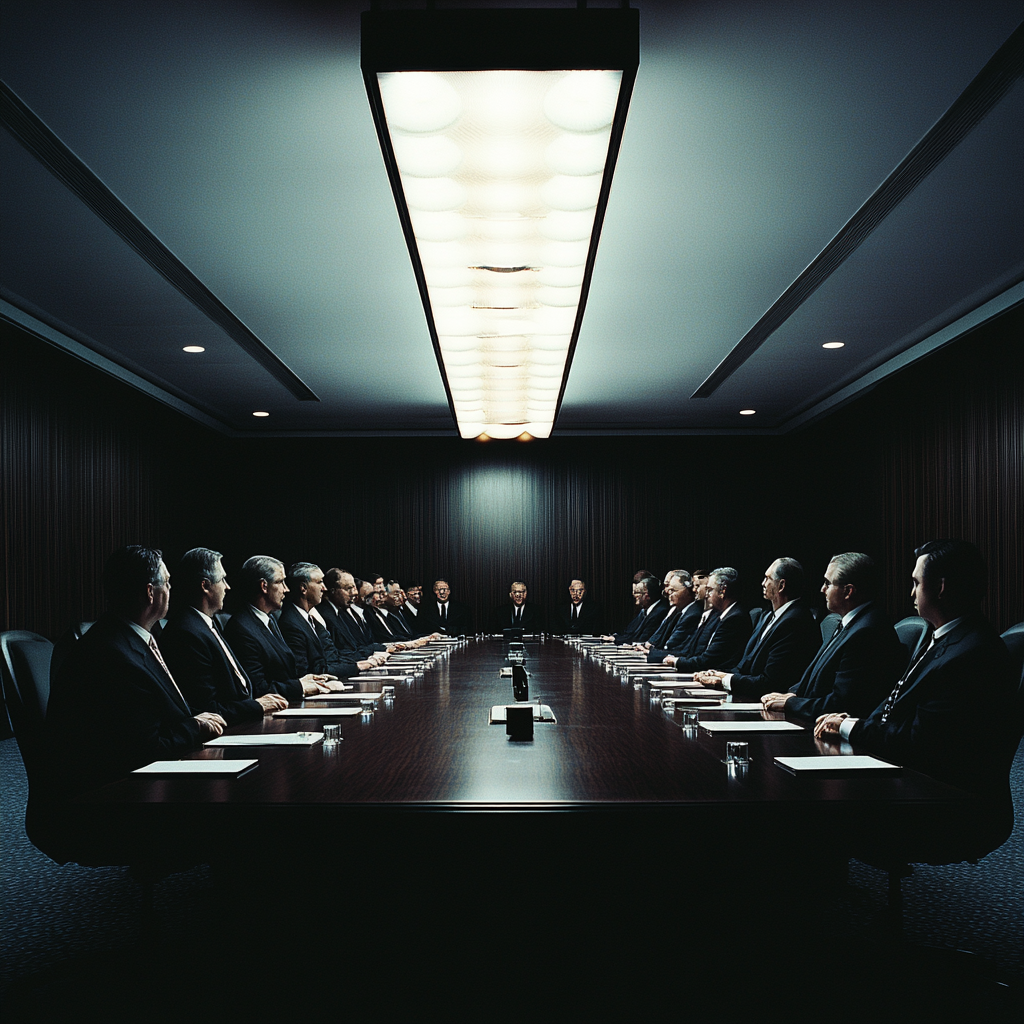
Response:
[0, 631, 54, 775]
[819, 613, 841, 644]
[894, 616, 930, 671]
[1000, 621, 1024, 680]
[749, 607, 766, 632]
[214, 612, 232, 632]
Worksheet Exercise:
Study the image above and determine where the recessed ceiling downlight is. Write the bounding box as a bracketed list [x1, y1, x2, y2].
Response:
[739, 409, 756, 416]
[822, 341, 845, 349]
[252, 411, 270, 418]
[182, 345, 205, 353]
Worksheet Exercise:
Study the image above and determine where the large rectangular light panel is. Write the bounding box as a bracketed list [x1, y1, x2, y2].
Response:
[362, 9, 639, 439]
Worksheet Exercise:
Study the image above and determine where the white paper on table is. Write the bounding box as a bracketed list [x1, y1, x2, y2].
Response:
[717, 703, 767, 711]
[774, 755, 900, 773]
[304, 691, 383, 701]
[699, 720, 805, 734]
[205, 733, 323, 746]
[133, 759, 258, 774]
[663, 697, 725, 706]
[273, 707, 365, 717]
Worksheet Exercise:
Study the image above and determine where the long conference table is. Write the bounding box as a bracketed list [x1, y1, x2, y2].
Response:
[79, 636, 972, 867]
[73, 637, 981, 1019]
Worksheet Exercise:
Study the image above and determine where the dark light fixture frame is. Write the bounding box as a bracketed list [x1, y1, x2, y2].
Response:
[361, 7, 640, 436]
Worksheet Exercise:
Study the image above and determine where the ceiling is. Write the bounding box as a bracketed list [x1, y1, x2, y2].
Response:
[2, 0, 1021, 437]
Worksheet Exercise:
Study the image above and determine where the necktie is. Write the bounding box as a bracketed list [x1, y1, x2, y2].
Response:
[209, 621, 250, 694]
[440, 603, 447, 625]
[147, 636, 190, 711]
[572, 605, 579, 622]
[268, 615, 285, 644]
[880, 633, 936, 722]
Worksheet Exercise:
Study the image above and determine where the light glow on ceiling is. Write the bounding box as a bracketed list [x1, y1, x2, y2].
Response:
[378, 69, 624, 440]
[822, 341, 845, 349]
[182, 345, 206, 353]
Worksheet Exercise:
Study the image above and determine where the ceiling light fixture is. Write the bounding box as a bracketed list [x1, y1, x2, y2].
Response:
[739, 409, 756, 416]
[182, 345, 206, 353]
[252, 411, 270, 418]
[362, 6, 639, 439]
[821, 341, 845, 349]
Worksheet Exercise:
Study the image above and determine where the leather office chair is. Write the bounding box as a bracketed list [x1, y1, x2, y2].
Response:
[819, 612, 841, 643]
[894, 615, 930, 672]
[0, 631, 61, 859]
[749, 607, 766, 632]
[214, 612, 232, 632]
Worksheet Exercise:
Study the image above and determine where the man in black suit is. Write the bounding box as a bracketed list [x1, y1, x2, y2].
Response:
[223, 556, 334, 701]
[403, 581, 427, 633]
[494, 581, 545, 632]
[422, 579, 473, 636]
[372, 580, 438, 646]
[160, 547, 287, 725]
[816, 540, 1017, 860]
[643, 570, 701, 661]
[46, 545, 226, 799]
[320, 568, 390, 660]
[603, 577, 668, 644]
[664, 567, 751, 672]
[694, 558, 820, 698]
[279, 563, 375, 681]
[551, 579, 603, 635]
[761, 552, 902, 718]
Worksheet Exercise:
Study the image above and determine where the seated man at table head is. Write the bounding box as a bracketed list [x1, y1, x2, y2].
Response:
[159, 547, 288, 724]
[222, 555, 333, 700]
[551, 578, 604, 635]
[280, 562, 375, 683]
[495, 580, 544, 632]
[762, 552, 902, 718]
[46, 545, 226, 798]
[644, 571, 701, 660]
[424, 578, 473, 636]
[664, 567, 751, 671]
[693, 558, 819, 698]
[814, 540, 1016, 859]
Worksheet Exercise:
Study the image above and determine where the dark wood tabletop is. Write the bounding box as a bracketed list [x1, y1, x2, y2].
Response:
[82, 637, 966, 811]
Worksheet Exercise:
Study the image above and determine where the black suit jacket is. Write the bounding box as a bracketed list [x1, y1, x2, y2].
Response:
[319, 600, 378, 659]
[550, 600, 604, 635]
[646, 601, 702, 661]
[849, 614, 1016, 860]
[371, 607, 414, 643]
[615, 599, 669, 645]
[223, 604, 304, 701]
[675, 605, 752, 672]
[493, 602, 545, 633]
[420, 599, 473, 636]
[726, 601, 821, 700]
[279, 601, 360, 678]
[45, 613, 203, 797]
[160, 606, 264, 726]
[785, 603, 903, 720]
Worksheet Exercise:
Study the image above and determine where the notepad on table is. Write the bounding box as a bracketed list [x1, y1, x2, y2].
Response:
[274, 707, 365, 717]
[488, 704, 557, 724]
[133, 759, 258, 774]
[699, 720, 804, 734]
[303, 691, 383, 701]
[774, 755, 901, 774]
[205, 733, 323, 746]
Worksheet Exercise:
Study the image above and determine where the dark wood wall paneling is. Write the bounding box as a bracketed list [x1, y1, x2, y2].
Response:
[2, 306, 1021, 645]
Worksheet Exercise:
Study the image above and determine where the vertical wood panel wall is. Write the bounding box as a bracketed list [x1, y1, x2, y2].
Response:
[3, 306, 1021, 645]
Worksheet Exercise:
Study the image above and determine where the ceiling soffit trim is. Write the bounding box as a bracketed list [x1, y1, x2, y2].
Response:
[0, 79, 320, 404]
[692, 20, 1024, 400]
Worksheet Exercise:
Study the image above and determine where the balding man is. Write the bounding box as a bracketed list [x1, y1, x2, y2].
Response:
[762, 552, 902, 718]
[551, 579, 603, 635]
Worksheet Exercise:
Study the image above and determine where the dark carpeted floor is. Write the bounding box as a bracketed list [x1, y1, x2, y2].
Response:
[2, 736, 1021, 1022]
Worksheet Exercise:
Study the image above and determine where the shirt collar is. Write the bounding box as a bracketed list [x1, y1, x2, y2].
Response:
[124, 619, 153, 644]
[249, 604, 270, 626]
[933, 616, 964, 640]
[841, 601, 871, 628]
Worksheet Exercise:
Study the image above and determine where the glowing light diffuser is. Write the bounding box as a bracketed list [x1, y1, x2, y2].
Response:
[363, 8, 639, 440]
